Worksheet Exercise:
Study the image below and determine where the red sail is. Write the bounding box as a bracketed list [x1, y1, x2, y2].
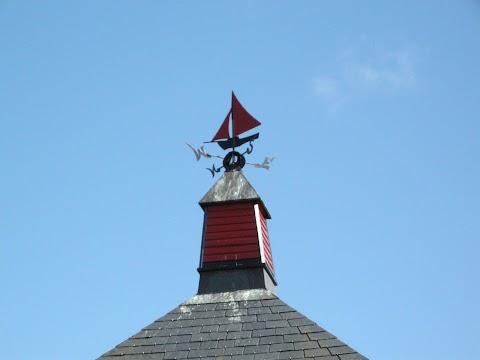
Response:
[231, 92, 261, 137]
[212, 110, 231, 141]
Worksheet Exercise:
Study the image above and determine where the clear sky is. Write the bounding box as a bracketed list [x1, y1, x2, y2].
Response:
[1, 1, 479, 359]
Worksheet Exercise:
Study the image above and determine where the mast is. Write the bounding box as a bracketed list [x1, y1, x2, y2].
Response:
[231, 91, 236, 163]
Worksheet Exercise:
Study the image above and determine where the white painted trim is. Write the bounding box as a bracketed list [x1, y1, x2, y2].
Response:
[199, 210, 208, 268]
[254, 204, 265, 264]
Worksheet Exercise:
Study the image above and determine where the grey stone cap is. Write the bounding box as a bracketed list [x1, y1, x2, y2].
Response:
[199, 171, 270, 218]
[98, 290, 368, 360]
[199, 171, 259, 204]
[184, 289, 276, 305]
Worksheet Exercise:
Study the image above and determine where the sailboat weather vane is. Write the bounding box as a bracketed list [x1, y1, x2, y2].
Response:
[187, 92, 274, 177]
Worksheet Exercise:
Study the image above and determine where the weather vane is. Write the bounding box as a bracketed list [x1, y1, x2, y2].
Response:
[186, 92, 274, 177]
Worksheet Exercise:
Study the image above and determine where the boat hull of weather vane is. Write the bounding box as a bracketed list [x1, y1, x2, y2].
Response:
[215, 133, 259, 150]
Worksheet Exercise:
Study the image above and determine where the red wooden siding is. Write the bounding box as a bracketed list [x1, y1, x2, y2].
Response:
[202, 203, 261, 263]
[259, 209, 275, 274]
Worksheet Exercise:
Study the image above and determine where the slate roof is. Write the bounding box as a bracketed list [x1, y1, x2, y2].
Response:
[98, 289, 367, 360]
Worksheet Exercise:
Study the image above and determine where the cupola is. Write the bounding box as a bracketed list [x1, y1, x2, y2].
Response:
[197, 170, 276, 294]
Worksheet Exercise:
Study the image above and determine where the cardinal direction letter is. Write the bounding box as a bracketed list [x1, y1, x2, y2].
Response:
[253, 156, 275, 170]
[186, 143, 211, 161]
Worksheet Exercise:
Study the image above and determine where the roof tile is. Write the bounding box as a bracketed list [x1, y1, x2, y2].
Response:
[277, 350, 305, 359]
[175, 342, 200, 351]
[275, 327, 300, 336]
[258, 335, 284, 345]
[284, 333, 309, 342]
[338, 354, 368, 360]
[219, 323, 243, 332]
[269, 343, 294, 352]
[231, 355, 254, 360]
[224, 346, 245, 356]
[254, 352, 280, 360]
[242, 322, 266, 331]
[293, 341, 319, 351]
[235, 338, 260, 347]
[243, 344, 270, 354]
[307, 331, 335, 341]
[186, 349, 209, 358]
[329, 346, 357, 355]
[265, 320, 290, 328]
[318, 339, 346, 348]
[304, 347, 331, 357]
[226, 330, 252, 340]
[252, 329, 276, 337]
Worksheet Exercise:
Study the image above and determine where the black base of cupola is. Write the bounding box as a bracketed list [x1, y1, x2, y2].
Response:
[197, 263, 276, 295]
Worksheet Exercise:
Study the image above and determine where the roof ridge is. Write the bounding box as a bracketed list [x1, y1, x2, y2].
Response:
[184, 289, 277, 305]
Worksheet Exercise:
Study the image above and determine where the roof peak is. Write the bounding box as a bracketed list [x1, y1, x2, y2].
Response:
[199, 170, 262, 205]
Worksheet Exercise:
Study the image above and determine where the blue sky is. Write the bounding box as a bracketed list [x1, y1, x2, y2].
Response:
[1, 1, 479, 359]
